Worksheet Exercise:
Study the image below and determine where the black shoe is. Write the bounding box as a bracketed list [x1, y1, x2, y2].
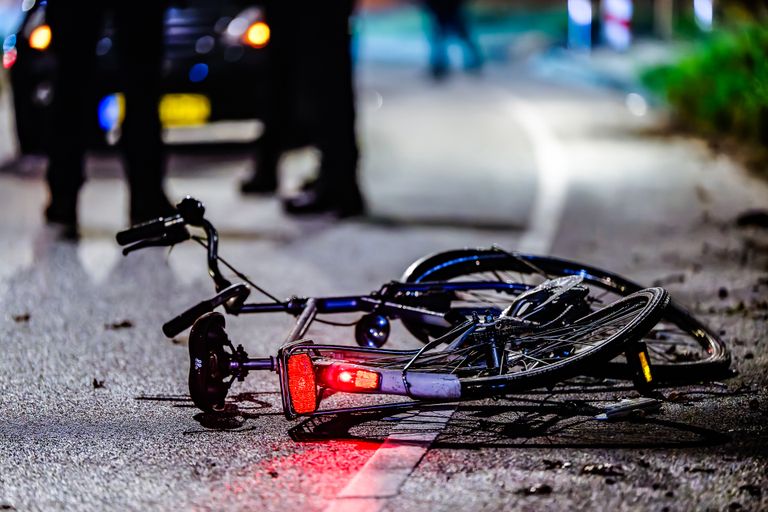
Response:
[130, 194, 176, 225]
[45, 197, 79, 240]
[283, 188, 366, 218]
[430, 64, 449, 81]
[240, 173, 278, 195]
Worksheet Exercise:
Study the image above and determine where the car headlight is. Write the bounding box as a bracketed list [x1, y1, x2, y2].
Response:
[221, 7, 269, 49]
[29, 23, 51, 50]
[243, 21, 269, 48]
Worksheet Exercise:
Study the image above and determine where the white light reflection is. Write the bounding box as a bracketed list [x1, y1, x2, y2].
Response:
[694, 0, 714, 31]
[625, 92, 647, 116]
[226, 17, 249, 38]
[568, 0, 593, 26]
[603, 0, 633, 51]
[568, 0, 593, 50]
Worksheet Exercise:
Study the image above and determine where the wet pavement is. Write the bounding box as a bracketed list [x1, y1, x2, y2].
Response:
[1, 60, 767, 511]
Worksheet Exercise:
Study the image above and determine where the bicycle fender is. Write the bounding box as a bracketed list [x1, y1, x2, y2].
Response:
[380, 371, 461, 399]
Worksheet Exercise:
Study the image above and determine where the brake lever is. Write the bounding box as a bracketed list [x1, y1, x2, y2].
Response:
[122, 227, 191, 255]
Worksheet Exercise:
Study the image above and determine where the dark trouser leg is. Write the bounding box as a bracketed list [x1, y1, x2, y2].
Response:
[282, 0, 364, 216]
[45, 1, 102, 225]
[242, 1, 291, 193]
[424, 0, 450, 78]
[450, 2, 483, 70]
[309, 1, 360, 199]
[114, 0, 172, 222]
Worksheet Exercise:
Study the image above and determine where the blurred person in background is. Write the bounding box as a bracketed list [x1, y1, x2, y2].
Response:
[423, 0, 483, 80]
[45, 0, 173, 238]
[240, 0, 365, 218]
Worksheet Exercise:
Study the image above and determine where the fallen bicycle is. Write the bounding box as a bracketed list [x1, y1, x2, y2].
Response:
[117, 197, 730, 419]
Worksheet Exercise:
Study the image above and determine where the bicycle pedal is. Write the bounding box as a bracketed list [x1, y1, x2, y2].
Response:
[625, 341, 655, 394]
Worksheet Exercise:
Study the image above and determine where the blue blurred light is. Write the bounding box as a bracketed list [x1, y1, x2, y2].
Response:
[188, 63, 208, 83]
[97, 94, 120, 132]
[3, 34, 16, 52]
[95, 37, 112, 56]
[568, 0, 592, 50]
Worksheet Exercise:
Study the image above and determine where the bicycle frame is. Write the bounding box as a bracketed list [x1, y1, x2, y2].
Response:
[119, 199, 669, 420]
[161, 215, 533, 339]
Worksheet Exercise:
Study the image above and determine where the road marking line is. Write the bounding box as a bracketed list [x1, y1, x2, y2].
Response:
[324, 408, 453, 512]
[326, 95, 570, 512]
[507, 99, 570, 255]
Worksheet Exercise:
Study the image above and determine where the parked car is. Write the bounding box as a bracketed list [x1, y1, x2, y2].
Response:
[4, 0, 270, 153]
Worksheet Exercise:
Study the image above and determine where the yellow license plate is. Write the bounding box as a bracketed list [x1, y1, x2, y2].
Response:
[159, 93, 211, 127]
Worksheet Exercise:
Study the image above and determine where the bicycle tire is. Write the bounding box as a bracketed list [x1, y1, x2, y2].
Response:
[456, 288, 669, 398]
[400, 248, 730, 383]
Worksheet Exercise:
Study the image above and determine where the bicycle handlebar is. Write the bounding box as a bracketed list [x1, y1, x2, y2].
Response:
[116, 215, 184, 246]
[116, 196, 232, 292]
[162, 283, 250, 338]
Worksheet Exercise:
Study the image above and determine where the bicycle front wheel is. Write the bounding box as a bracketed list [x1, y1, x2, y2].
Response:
[351, 288, 669, 398]
[400, 248, 730, 383]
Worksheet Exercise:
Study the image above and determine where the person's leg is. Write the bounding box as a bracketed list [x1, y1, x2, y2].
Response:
[45, 1, 102, 233]
[241, 1, 291, 194]
[283, 0, 364, 217]
[424, 0, 450, 79]
[449, 0, 483, 71]
[114, 0, 173, 223]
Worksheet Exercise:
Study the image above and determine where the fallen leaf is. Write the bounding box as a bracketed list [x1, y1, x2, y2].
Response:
[516, 484, 552, 496]
[542, 459, 571, 470]
[736, 210, 768, 228]
[105, 320, 133, 330]
[685, 466, 716, 474]
[739, 484, 761, 497]
[581, 463, 625, 477]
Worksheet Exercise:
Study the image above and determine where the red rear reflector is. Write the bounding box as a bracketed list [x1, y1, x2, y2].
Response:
[324, 366, 380, 392]
[287, 354, 317, 414]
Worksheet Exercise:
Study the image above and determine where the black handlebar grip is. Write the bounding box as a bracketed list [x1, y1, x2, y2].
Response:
[116, 215, 179, 246]
[162, 300, 215, 338]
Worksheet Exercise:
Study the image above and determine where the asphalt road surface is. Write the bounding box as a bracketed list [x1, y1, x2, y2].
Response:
[1, 61, 767, 511]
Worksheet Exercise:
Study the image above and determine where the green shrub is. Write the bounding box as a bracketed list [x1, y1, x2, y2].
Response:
[642, 21, 768, 146]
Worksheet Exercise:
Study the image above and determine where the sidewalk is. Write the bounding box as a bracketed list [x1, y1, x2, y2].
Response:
[530, 39, 687, 93]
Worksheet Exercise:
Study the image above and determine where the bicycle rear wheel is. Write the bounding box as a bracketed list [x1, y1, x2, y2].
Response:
[400, 248, 730, 383]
